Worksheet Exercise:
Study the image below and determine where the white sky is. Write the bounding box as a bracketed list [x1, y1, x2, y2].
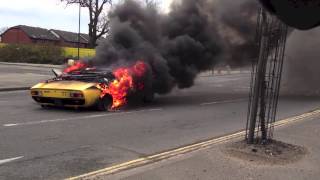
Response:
[0, 0, 173, 33]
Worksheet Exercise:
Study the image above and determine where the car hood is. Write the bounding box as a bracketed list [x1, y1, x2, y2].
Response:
[31, 81, 98, 91]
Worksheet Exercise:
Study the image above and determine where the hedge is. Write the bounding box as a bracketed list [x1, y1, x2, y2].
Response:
[63, 47, 95, 58]
[0, 43, 96, 65]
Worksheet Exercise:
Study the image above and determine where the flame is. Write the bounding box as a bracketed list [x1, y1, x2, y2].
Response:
[63, 60, 88, 74]
[100, 61, 148, 109]
[62, 60, 148, 110]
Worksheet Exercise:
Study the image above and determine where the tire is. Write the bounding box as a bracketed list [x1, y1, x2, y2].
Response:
[97, 96, 113, 111]
[143, 91, 154, 103]
[41, 104, 49, 109]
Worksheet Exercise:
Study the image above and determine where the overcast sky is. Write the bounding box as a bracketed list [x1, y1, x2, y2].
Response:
[0, 0, 173, 33]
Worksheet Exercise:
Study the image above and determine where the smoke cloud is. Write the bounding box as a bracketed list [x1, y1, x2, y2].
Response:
[211, 0, 259, 67]
[93, 0, 259, 94]
[281, 28, 320, 96]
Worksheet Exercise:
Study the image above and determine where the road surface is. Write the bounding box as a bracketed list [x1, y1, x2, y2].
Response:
[0, 73, 320, 179]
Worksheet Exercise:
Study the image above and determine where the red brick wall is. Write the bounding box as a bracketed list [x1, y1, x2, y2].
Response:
[2, 28, 32, 44]
[1, 28, 58, 46]
[1, 27, 88, 48]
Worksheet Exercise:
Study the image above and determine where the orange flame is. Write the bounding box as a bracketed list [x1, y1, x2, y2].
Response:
[100, 61, 148, 109]
[63, 60, 88, 74]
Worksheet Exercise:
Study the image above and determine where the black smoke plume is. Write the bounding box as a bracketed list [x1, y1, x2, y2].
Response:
[281, 28, 320, 96]
[212, 0, 259, 67]
[93, 0, 259, 94]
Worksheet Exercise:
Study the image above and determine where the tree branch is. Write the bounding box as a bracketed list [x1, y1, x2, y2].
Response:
[97, 22, 109, 38]
[61, 0, 112, 47]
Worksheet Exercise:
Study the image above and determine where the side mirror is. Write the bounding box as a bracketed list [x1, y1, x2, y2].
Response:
[52, 69, 62, 77]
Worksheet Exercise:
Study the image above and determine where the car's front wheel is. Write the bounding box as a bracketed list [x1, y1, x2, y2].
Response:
[97, 96, 113, 111]
[143, 91, 154, 103]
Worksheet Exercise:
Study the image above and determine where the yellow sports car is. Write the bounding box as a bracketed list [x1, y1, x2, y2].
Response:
[30, 70, 116, 110]
[30, 60, 154, 111]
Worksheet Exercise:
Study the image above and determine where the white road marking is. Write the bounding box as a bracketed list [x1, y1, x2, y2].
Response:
[0, 156, 24, 165]
[3, 108, 163, 127]
[3, 124, 18, 127]
[200, 99, 247, 106]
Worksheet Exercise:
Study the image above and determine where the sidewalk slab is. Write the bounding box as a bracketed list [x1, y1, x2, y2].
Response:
[0, 73, 51, 90]
[0, 64, 54, 91]
[0, 62, 62, 69]
[0, 87, 30, 92]
[102, 117, 320, 180]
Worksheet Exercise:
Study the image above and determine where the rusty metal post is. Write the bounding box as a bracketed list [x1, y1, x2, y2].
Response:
[246, 8, 288, 144]
[247, 11, 267, 144]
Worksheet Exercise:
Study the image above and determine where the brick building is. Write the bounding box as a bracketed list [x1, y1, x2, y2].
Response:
[50, 29, 89, 48]
[0, 25, 90, 48]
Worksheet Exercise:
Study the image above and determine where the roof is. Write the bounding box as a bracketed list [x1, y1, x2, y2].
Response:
[51, 29, 89, 44]
[14, 25, 60, 41]
[80, 33, 90, 42]
[3, 25, 91, 45]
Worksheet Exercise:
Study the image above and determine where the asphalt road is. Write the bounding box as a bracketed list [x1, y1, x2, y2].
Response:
[1, 73, 320, 180]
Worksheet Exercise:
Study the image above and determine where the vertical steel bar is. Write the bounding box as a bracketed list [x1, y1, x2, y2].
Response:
[246, 8, 288, 143]
[247, 10, 268, 144]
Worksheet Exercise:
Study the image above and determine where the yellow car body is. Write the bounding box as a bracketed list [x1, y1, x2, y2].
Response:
[30, 81, 102, 108]
[30, 67, 153, 110]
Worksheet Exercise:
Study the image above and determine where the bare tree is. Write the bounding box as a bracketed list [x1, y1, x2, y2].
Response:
[61, 0, 112, 48]
[0, 27, 8, 35]
[144, 0, 159, 8]
[0, 27, 8, 42]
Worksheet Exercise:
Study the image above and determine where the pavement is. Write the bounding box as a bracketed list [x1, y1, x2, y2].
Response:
[92, 114, 320, 180]
[0, 62, 61, 68]
[0, 62, 60, 91]
[0, 62, 319, 180]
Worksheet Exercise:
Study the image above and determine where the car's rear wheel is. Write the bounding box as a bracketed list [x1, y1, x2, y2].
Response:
[97, 96, 113, 111]
[41, 104, 50, 109]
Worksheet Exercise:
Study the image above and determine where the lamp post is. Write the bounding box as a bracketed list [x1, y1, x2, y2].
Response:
[77, 2, 81, 60]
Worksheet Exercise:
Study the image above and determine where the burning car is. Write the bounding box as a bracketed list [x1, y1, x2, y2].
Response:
[30, 60, 154, 111]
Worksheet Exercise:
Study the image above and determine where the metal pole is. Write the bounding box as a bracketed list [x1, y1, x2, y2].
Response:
[78, 2, 81, 60]
[247, 10, 268, 144]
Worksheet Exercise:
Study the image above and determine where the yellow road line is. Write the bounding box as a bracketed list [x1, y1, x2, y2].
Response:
[66, 108, 320, 180]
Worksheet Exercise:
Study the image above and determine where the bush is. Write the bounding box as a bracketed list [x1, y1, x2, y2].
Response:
[63, 47, 95, 58]
[0, 44, 65, 64]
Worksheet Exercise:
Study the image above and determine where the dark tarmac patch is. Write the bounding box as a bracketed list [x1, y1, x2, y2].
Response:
[222, 140, 308, 165]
